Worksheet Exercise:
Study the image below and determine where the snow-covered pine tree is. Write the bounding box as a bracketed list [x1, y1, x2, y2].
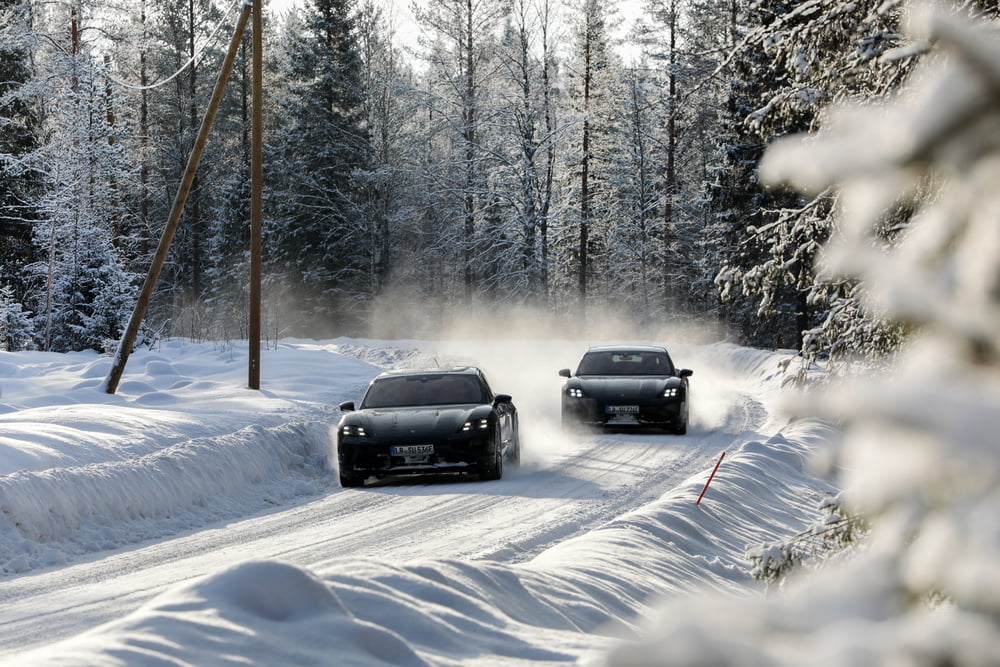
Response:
[0, 0, 42, 307]
[0, 284, 34, 351]
[707, 0, 818, 350]
[713, 0, 918, 359]
[268, 0, 371, 336]
[41, 224, 137, 353]
[28, 7, 139, 352]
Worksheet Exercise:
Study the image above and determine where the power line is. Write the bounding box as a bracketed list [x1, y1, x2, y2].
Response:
[104, 0, 244, 92]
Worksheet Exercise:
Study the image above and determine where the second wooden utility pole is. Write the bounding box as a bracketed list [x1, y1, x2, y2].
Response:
[249, 0, 263, 389]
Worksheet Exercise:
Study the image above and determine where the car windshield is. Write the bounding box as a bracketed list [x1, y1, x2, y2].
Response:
[576, 350, 675, 376]
[361, 374, 487, 408]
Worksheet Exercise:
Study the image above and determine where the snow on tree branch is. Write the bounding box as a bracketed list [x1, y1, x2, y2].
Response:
[606, 4, 1000, 664]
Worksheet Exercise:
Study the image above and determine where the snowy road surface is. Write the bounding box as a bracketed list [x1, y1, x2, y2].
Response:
[0, 338, 827, 664]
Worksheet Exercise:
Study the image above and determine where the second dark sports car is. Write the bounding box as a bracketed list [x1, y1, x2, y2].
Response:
[336, 367, 520, 487]
[559, 345, 692, 434]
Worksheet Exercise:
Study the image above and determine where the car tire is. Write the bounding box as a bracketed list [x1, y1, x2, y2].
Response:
[339, 469, 365, 488]
[506, 416, 521, 466]
[481, 430, 503, 481]
[671, 399, 689, 435]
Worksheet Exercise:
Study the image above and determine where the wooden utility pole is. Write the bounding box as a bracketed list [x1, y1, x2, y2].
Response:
[104, 2, 254, 394]
[249, 0, 263, 389]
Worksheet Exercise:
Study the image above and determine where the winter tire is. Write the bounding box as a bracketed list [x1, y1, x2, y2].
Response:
[480, 430, 503, 481]
[339, 469, 365, 488]
[506, 416, 521, 466]
[671, 399, 689, 435]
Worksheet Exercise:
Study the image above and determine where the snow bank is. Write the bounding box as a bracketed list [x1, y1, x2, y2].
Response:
[0, 339, 391, 575]
[0, 421, 334, 574]
[10, 418, 835, 665]
[0, 341, 379, 477]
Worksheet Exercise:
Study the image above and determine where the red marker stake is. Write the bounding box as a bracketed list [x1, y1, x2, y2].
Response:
[696, 452, 726, 505]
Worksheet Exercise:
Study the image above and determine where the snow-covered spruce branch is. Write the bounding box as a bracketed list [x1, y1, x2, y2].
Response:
[748, 494, 870, 587]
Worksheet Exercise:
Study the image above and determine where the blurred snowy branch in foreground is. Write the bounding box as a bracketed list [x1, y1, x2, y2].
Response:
[606, 3, 1000, 664]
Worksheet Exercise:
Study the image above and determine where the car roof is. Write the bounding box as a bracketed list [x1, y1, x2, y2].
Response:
[584, 345, 668, 354]
[373, 366, 482, 380]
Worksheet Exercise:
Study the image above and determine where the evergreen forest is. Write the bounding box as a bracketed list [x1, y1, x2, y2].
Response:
[2, 0, 996, 366]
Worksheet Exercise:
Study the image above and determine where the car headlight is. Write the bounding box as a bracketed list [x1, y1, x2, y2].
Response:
[567, 387, 585, 398]
[662, 387, 679, 398]
[462, 418, 490, 432]
[340, 424, 369, 437]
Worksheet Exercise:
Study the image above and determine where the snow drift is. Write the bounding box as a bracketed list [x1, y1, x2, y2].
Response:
[9, 417, 834, 665]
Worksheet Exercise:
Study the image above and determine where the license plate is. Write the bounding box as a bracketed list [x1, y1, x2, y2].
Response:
[391, 444, 434, 456]
[606, 405, 639, 414]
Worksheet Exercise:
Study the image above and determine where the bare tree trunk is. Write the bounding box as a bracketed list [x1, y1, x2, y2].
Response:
[579, 23, 592, 315]
[139, 5, 150, 258]
[462, 0, 476, 301]
[629, 72, 651, 312]
[188, 0, 203, 297]
[104, 54, 121, 249]
[512, 0, 538, 295]
[539, 0, 555, 300]
[662, 0, 678, 311]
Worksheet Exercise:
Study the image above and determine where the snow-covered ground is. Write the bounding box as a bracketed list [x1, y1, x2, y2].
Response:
[0, 337, 834, 665]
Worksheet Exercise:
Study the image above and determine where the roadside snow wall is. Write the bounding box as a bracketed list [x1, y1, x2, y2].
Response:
[10, 418, 837, 665]
[0, 421, 334, 573]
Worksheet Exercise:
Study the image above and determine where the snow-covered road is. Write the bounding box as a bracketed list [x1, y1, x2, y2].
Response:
[0, 338, 825, 664]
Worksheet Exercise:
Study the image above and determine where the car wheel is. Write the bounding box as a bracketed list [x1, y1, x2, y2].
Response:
[671, 399, 689, 435]
[481, 430, 503, 481]
[506, 416, 521, 466]
[339, 468, 365, 488]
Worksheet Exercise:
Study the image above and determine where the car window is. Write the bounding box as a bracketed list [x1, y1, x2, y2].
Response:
[361, 374, 486, 408]
[576, 351, 675, 376]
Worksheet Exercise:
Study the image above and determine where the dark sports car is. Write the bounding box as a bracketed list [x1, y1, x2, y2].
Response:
[559, 345, 692, 434]
[336, 367, 520, 487]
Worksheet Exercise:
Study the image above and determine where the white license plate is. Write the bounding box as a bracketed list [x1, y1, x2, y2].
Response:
[606, 405, 639, 414]
[392, 444, 434, 456]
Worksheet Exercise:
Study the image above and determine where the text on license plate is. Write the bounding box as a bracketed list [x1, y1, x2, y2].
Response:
[391, 444, 435, 456]
[606, 405, 639, 414]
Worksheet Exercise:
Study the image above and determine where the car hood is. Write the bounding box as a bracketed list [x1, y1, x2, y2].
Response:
[344, 404, 489, 442]
[572, 376, 680, 401]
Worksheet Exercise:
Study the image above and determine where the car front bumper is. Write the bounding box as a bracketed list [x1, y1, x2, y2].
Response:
[562, 397, 684, 427]
[338, 435, 494, 477]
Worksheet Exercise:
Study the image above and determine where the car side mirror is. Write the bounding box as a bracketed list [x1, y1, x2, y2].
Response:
[678, 369, 693, 378]
[494, 394, 513, 405]
[339, 401, 356, 412]
[558, 368, 571, 378]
